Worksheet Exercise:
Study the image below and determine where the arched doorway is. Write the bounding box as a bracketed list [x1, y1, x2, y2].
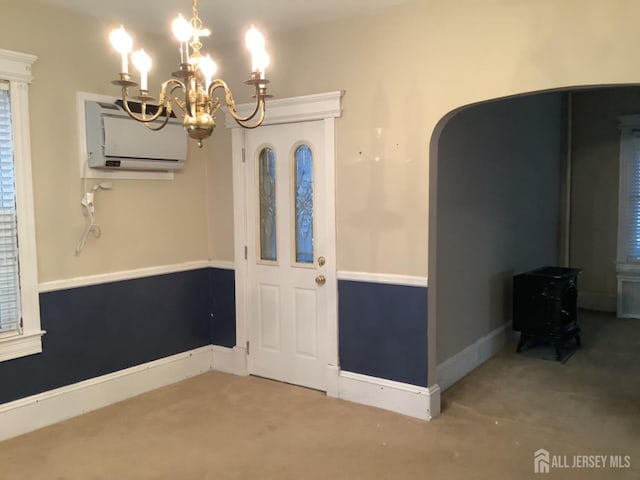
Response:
[428, 85, 640, 396]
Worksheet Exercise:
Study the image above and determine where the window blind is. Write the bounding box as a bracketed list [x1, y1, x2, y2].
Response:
[0, 84, 21, 335]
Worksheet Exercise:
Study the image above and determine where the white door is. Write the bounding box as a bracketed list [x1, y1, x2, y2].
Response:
[245, 120, 331, 391]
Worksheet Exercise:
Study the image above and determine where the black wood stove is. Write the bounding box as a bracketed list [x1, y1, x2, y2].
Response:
[513, 267, 581, 361]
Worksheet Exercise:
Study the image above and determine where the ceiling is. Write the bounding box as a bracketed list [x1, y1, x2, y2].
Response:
[43, 0, 414, 45]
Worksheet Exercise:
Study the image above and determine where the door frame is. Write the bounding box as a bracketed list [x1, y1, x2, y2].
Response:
[227, 91, 343, 395]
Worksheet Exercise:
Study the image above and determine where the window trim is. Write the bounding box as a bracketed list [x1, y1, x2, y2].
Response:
[0, 48, 44, 362]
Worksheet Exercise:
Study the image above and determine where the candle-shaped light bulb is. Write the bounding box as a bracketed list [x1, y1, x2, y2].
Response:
[245, 26, 268, 75]
[172, 14, 193, 64]
[245, 25, 265, 53]
[172, 14, 192, 42]
[252, 49, 270, 77]
[198, 54, 217, 90]
[132, 49, 152, 91]
[109, 26, 133, 73]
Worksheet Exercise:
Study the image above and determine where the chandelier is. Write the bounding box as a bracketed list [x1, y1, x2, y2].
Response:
[109, 0, 270, 147]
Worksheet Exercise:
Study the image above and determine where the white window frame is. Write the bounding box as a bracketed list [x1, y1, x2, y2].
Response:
[0, 48, 44, 361]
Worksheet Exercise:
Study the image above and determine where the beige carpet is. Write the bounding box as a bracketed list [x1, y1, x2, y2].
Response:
[1, 310, 638, 479]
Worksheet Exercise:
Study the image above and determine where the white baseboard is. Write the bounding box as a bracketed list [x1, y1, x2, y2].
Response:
[578, 291, 617, 313]
[0, 346, 214, 442]
[325, 364, 340, 398]
[211, 345, 248, 376]
[211, 346, 235, 374]
[1, 347, 444, 442]
[233, 346, 249, 376]
[338, 371, 440, 420]
[436, 322, 509, 392]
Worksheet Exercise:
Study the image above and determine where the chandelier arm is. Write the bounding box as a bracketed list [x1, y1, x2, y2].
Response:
[120, 92, 166, 124]
[233, 98, 266, 129]
[169, 83, 186, 114]
[119, 78, 187, 124]
[209, 79, 266, 127]
[144, 114, 171, 131]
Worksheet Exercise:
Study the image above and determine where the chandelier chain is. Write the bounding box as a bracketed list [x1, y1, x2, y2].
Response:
[190, 0, 204, 53]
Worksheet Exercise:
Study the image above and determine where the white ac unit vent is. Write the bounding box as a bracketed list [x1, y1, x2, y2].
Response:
[618, 276, 640, 319]
[84, 100, 186, 171]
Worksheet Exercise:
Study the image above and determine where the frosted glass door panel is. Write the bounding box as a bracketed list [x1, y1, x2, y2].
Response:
[294, 145, 314, 264]
[259, 147, 277, 262]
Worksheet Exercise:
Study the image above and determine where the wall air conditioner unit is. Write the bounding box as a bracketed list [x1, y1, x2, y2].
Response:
[84, 100, 186, 171]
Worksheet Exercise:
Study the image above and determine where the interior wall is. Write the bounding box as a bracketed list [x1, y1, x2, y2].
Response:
[2, 0, 640, 394]
[207, 0, 640, 278]
[0, 0, 210, 283]
[570, 87, 640, 300]
[436, 93, 564, 363]
[206, 125, 235, 262]
[0, 269, 214, 404]
[4, 1, 639, 294]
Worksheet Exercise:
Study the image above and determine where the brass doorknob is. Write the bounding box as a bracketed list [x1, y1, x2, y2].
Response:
[315, 275, 326, 286]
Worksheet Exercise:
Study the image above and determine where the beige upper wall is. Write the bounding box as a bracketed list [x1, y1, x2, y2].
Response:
[4, 0, 640, 281]
[0, 0, 210, 283]
[206, 126, 235, 263]
[208, 0, 640, 277]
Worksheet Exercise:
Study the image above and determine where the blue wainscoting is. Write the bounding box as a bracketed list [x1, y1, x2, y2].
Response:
[209, 268, 236, 348]
[0, 267, 237, 405]
[0, 268, 429, 405]
[338, 280, 428, 387]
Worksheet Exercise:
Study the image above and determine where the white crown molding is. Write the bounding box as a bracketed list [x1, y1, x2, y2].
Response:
[337, 271, 428, 288]
[0, 49, 36, 83]
[38, 260, 216, 293]
[0, 346, 214, 442]
[224, 91, 343, 129]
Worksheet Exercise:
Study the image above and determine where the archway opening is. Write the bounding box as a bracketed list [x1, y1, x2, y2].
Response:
[428, 85, 640, 399]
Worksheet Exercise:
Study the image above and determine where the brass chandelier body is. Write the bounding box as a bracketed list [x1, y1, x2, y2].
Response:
[110, 0, 270, 147]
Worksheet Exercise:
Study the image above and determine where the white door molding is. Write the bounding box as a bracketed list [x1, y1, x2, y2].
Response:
[228, 91, 343, 382]
[225, 91, 343, 129]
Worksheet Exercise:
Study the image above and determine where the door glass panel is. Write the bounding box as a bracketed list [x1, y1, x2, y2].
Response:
[294, 145, 314, 264]
[259, 147, 277, 261]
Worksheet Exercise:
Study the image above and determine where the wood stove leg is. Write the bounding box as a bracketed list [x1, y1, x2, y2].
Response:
[516, 334, 527, 353]
[554, 342, 562, 361]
